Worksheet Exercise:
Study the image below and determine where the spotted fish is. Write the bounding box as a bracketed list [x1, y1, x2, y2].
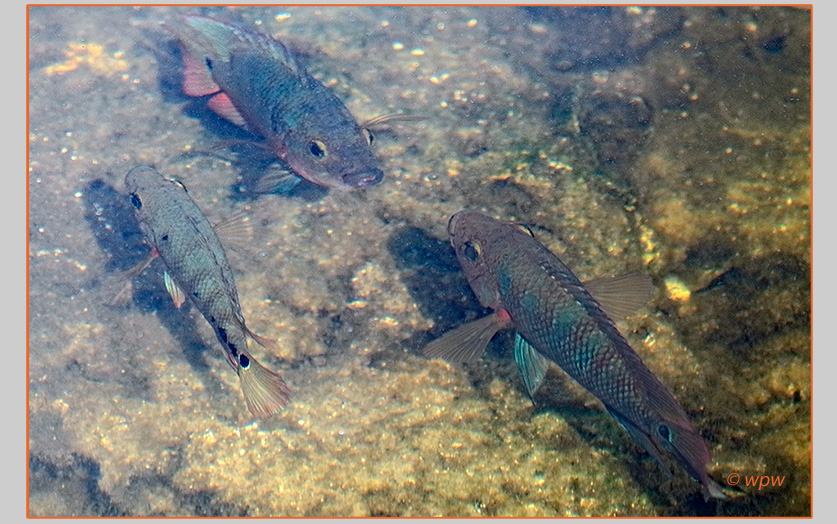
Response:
[125, 165, 290, 418]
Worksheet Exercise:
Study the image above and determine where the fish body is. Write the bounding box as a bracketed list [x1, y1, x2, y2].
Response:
[176, 15, 383, 189]
[423, 210, 724, 500]
[125, 165, 290, 418]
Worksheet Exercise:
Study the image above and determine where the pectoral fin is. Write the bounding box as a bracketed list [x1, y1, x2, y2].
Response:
[253, 171, 302, 195]
[107, 250, 158, 307]
[514, 333, 551, 402]
[164, 270, 187, 309]
[422, 310, 512, 364]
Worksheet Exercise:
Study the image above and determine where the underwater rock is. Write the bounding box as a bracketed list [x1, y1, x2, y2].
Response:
[577, 91, 653, 168]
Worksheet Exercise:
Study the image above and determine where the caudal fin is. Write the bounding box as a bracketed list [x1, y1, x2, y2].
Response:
[702, 475, 728, 501]
[237, 352, 291, 418]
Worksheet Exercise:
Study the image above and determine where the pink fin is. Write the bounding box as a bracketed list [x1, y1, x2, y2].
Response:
[181, 48, 220, 97]
[208, 93, 248, 127]
[584, 272, 653, 320]
[422, 310, 513, 364]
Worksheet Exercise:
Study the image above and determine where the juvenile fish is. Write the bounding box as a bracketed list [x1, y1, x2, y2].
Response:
[176, 15, 384, 189]
[423, 210, 724, 500]
[125, 165, 290, 418]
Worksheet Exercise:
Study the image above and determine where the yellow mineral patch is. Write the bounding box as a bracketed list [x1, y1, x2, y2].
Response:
[44, 42, 129, 76]
[664, 277, 691, 302]
[51, 398, 69, 415]
[378, 316, 399, 327]
[346, 299, 368, 310]
[638, 224, 659, 265]
[548, 160, 573, 172]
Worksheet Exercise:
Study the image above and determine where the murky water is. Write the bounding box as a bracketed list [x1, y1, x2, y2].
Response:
[28, 5, 811, 516]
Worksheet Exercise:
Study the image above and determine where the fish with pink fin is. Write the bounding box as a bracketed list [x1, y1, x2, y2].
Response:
[176, 15, 384, 190]
[423, 210, 726, 500]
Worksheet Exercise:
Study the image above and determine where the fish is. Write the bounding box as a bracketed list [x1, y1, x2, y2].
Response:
[124, 165, 290, 418]
[422, 210, 725, 500]
[175, 15, 384, 189]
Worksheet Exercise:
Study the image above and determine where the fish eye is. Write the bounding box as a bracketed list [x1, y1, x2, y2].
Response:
[516, 224, 534, 237]
[130, 193, 142, 209]
[308, 139, 327, 159]
[462, 241, 481, 262]
[363, 128, 375, 146]
[657, 424, 673, 442]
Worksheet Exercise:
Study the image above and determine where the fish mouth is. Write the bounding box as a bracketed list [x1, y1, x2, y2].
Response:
[340, 168, 384, 188]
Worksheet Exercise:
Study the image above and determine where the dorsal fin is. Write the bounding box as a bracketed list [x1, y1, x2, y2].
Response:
[583, 272, 653, 320]
[183, 16, 305, 78]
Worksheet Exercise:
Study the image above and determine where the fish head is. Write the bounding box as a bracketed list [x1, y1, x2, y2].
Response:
[125, 165, 166, 229]
[447, 210, 526, 310]
[124, 165, 189, 243]
[280, 124, 384, 189]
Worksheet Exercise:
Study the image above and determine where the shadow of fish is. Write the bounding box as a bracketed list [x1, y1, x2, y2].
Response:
[175, 15, 384, 190]
[124, 165, 290, 418]
[423, 210, 725, 500]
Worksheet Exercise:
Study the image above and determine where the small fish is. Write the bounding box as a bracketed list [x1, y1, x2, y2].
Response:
[124, 165, 290, 418]
[423, 211, 725, 500]
[176, 15, 384, 189]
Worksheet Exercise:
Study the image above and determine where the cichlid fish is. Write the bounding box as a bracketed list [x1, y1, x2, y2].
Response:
[423, 210, 725, 500]
[125, 165, 290, 418]
[175, 15, 384, 189]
